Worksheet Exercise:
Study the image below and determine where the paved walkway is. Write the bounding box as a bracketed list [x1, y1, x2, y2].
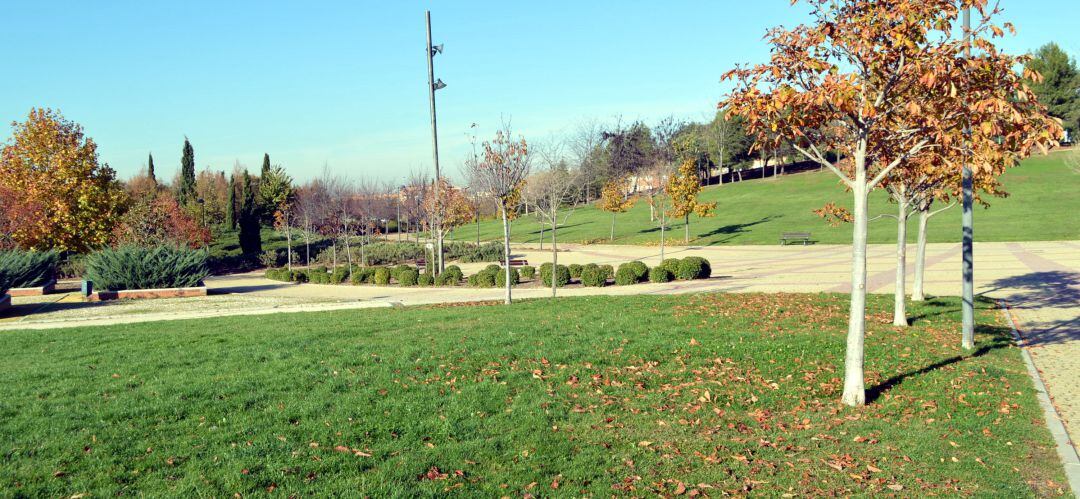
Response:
[1, 240, 1077, 457]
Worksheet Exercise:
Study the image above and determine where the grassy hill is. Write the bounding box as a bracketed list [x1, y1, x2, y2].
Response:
[455, 151, 1078, 245]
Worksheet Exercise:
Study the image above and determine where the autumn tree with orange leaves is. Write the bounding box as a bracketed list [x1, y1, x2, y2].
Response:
[598, 177, 634, 241]
[463, 123, 530, 305]
[723, 0, 1059, 406]
[667, 158, 717, 244]
[0, 108, 125, 253]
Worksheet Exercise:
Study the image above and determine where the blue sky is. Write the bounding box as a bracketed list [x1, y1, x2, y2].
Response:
[3, 1, 1077, 184]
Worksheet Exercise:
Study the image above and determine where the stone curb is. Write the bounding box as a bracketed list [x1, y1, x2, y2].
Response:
[999, 300, 1080, 496]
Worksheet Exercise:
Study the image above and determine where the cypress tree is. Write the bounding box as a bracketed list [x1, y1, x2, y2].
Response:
[261, 153, 271, 178]
[178, 138, 196, 206]
[239, 171, 262, 255]
[226, 174, 237, 230]
[147, 153, 157, 185]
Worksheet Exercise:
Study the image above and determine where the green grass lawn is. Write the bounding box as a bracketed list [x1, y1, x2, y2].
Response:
[0, 294, 1067, 496]
[459, 150, 1079, 245]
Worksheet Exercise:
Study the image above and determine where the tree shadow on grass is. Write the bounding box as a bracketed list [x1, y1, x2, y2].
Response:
[866, 323, 1013, 404]
[634, 216, 780, 241]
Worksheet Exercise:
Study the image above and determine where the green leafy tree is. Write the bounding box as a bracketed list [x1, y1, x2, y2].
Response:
[238, 171, 262, 255]
[225, 175, 236, 230]
[1024, 42, 1080, 136]
[178, 138, 196, 206]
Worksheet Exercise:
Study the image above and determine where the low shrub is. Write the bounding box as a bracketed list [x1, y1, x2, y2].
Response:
[658, 258, 681, 276]
[484, 264, 501, 274]
[306, 267, 332, 284]
[392, 264, 413, 281]
[676, 256, 711, 280]
[373, 267, 391, 285]
[540, 263, 570, 288]
[649, 266, 674, 283]
[468, 270, 497, 288]
[398, 268, 419, 286]
[599, 264, 615, 280]
[615, 262, 648, 286]
[580, 266, 607, 287]
[438, 265, 463, 286]
[417, 273, 433, 286]
[495, 267, 520, 287]
[0, 250, 58, 291]
[568, 264, 584, 279]
[265, 268, 308, 283]
[625, 261, 649, 280]
[351, 267, 376, 285]
[84, 245, 208, 291]
[446, 241, 505, 263]
[519, 265, 536, 280]
[330, 266, 350, 284]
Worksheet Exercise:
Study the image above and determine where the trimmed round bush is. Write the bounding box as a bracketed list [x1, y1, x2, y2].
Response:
[519, 265, 536, 280]
[540, 263, 570, 287]
[580, 266, 607, 287]
[495, 267, 520, 287]
[392, 264, 413, 280]
[568, 264, 584, 279]
[373, 267, 391, 285]
[676, 256, 711, 280]
[442, 265, 464, 284]
[625, 261, 649, 280]
[615, 262, 648, 286]
[484, 264, 501, 274]
[599, 264, 614, 280]
[398, 268, 419, 286]
[649, 266, 675, 283]
[417, 273, 433, 286]
[658, 258, 681, 276]
[468, 270, 497, 288]
[350, 267, 375, 285]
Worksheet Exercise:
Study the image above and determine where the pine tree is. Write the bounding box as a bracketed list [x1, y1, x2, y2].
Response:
[238, 171, 262, 255]
[225, 174, 237, 230]
[261, 153, 271, 178]
[178, 138, 196, 206]
[1024, 42, 1080, 135]
[147, 153, 157, 185]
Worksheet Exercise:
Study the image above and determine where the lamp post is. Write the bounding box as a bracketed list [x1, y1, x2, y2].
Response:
[961, 5, 975, 350]
[426, 10, 446, 275]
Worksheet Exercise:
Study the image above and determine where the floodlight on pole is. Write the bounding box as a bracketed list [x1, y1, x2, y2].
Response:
[425, 10, 445, 274]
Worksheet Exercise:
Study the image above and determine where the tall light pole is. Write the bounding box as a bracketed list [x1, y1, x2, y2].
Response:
[961, 5, 975, 350]
[426, 10, 446, 274]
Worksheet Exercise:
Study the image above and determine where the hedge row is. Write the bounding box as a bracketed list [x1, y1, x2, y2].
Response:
[266, 257, 711, 290]
[264, 264, 466, 287]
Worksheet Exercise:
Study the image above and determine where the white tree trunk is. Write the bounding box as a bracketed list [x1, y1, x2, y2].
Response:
[659, 210, 666, 261]
[501, 206, 512, 305]
[912, 207, 930, 301]
[842, 148, 869, 407]
[285, 214, 293, 272]
[551, 212, 558, 298]
[893, 197, 909, 327]
[610, 213, 616, 241]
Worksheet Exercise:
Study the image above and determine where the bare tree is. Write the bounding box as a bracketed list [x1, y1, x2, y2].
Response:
[323, 168, 356, 270]
[569, 118, 604, 201]
[464, 121, 531, 305]
[526, 139, 581, 297]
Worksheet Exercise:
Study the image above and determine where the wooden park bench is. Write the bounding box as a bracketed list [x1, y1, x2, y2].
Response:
[414, 258, 426, 269]
[779, 232, 812, 246]
[508, 259, 529, 267]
